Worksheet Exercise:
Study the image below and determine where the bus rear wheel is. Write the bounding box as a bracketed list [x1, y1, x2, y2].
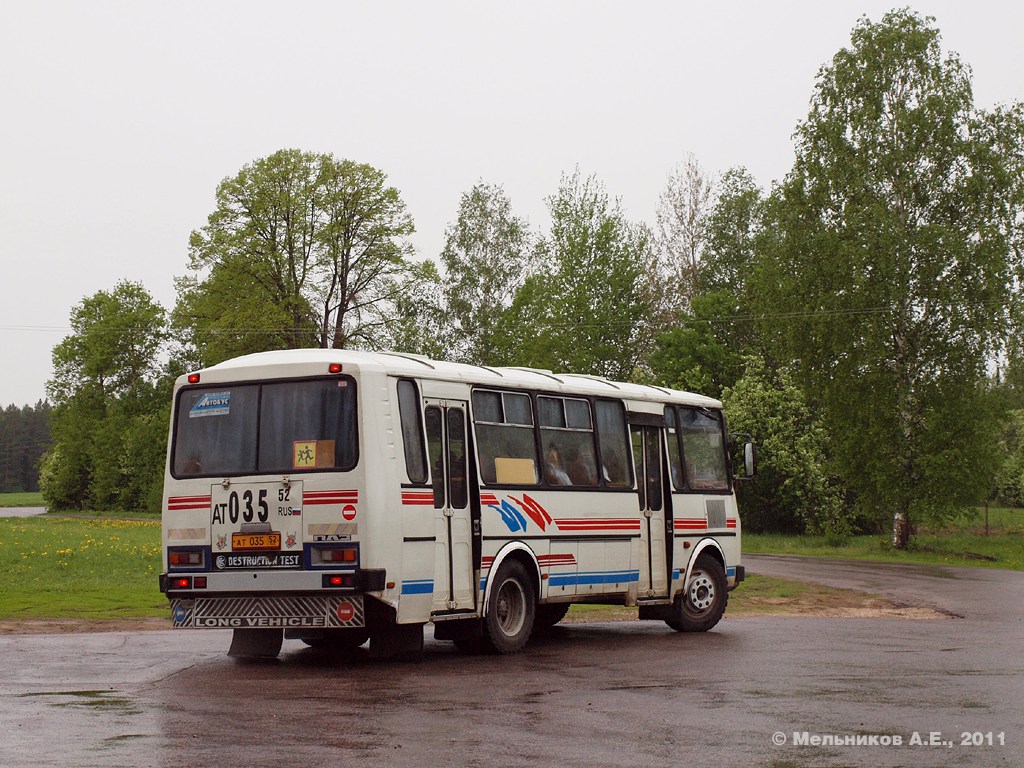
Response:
[666, 554, 727, 633]
[482, 559, 535, 654]
[534, 602, 571, 629]
[302, 628, 371, 651]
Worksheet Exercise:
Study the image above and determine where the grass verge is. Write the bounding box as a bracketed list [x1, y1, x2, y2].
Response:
[745, 507, 1024, 571]
[0, 517, 165, 621]
[0, 491, 45, 508]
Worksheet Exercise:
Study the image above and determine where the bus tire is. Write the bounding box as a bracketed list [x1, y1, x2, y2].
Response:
[666, 554, 727, 633]
[228, 628, 283, 660]
[482, 559, 535, 654]
[450, 624, 487, 655]
[534, 602, 571, 629]
[303, 627, 371, 651]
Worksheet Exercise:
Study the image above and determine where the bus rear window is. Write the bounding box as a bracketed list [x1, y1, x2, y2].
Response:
[173, 386, 258, 476]
[172, 378, 358, 478]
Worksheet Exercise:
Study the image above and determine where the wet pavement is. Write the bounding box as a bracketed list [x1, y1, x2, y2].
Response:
[0, 506, 46, 518]
[0, 556, 1020, 768]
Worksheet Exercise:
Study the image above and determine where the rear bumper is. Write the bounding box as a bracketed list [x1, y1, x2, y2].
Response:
[169, 594, 366, 629]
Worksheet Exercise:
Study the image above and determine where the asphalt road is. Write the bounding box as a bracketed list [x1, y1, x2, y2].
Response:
[0, 506, 46, 518]
[0, 556, 1020, 768]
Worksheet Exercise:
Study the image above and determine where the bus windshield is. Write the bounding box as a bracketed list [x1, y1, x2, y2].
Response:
[171, 378, 358, 478]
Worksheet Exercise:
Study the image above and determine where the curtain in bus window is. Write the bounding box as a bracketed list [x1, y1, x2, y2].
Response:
[679, 408, 730, 491]
[397, 379, 427, 483]
[472, 390, 539, 485]
[594, 400, 630, 487]
[173, 386, 258, 477]
[258, 379, 358, 473]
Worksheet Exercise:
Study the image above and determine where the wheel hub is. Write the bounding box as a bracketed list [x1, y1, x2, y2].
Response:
[688, 571, 715, 611]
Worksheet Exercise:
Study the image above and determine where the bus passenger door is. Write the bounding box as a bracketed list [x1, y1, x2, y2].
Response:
[631, 425, 669, 598]
[424, 401, 476, 613]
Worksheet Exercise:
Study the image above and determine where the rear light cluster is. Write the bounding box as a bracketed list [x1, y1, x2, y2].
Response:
[312, 544, 358, 566]
[170, 576, 207, 590]
[167, 547, 206, 570]
[169, 550, 204, 567]
[322, 574, 356, 588]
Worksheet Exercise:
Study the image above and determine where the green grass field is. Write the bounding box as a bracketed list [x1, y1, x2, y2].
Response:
[0, 491, 45, 508]
[0, 517, 165, 620]
[744, 507, 1024, 571]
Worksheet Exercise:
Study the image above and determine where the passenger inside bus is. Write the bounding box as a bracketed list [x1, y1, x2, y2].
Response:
[544, 444, 572, 485]
[567, 445, 598, 486]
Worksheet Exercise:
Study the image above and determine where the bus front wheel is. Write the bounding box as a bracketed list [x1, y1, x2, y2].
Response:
[666, 554, 728, 633]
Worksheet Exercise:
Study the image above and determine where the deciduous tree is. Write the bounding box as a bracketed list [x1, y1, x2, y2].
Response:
[527, 170, 653, 379]
[756, 10, 1024, 547]
[182, 149, 416, 362]
[42, 281, 169, 511]
[439, 181, 533, 365]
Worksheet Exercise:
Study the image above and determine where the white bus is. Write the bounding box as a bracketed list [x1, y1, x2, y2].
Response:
[160, 349, 754, 659]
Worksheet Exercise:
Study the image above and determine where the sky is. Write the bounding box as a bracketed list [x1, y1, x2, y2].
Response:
[2, 0, 1023, 408]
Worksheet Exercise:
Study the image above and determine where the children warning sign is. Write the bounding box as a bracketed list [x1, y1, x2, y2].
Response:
[293, 440, 336, 469]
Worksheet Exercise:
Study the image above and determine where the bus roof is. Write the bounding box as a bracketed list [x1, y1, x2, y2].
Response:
[185, 348, 723, 409]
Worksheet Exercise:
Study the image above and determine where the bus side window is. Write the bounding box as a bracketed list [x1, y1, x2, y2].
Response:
[472, 389, 539, 486]
[397, 379, 427, 484]
[447, 409, 468, 509]
[595, 400, 630, 488]
[679, 408, 730, 491]
[664, 406, 684, 490]
[425, 406, 446, 508]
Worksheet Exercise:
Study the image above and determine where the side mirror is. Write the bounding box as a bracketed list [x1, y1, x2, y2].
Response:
[743, 441, 757, 479]
[729, 433, 757, 481]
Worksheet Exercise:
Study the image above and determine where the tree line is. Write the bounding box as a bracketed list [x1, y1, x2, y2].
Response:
[40, 11, 1024, 548]
[0, 402, 50, 493]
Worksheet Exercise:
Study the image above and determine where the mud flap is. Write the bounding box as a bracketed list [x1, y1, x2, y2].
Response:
[369, 621, 424, 661]
[228, 628, 284, 660]
[365, 596, 423, 661]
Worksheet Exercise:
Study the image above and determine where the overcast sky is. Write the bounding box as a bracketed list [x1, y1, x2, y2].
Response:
[2, 0, 1022, 407]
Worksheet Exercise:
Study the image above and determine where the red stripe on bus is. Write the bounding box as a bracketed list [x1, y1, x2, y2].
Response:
[168, 496, 211, 511]
[538, 555, 577, 567]
[554, 519, 641, 531]
[401, 493, 434, 506]
[675, 519, 707, 529]
[303, 491, 358, 504]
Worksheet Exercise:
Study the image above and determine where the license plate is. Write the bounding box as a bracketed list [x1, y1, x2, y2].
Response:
[232, 531, 281, 551]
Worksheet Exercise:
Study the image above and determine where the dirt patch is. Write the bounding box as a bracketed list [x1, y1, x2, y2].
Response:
[564, 586, 951, 623]
[0, 617, 169, 635]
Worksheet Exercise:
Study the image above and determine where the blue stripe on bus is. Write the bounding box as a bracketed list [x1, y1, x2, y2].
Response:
[402, 579, 434, 595]
[674, 566, 735, 580]
[548, 570, 640, 587]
